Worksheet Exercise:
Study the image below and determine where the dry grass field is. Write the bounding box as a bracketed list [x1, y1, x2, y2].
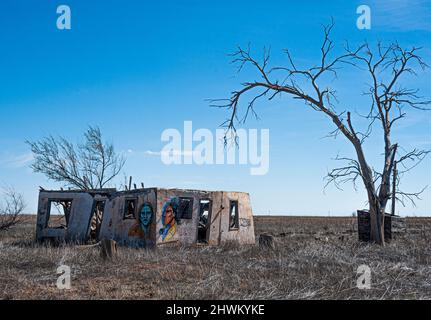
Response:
[1, 215, 431, 300]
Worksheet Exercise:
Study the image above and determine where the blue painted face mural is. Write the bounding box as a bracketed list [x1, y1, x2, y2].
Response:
[139, 203, 153, 234]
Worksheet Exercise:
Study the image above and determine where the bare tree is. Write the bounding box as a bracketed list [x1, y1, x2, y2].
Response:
[213, 21, 430, 245]
[27, 126, 126, 190]
[0, 187, 25, 231]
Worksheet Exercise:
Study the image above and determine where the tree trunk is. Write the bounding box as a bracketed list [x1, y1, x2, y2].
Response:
[368, 201, 386, 245]
[351, 139, 385, 246]
[380, 209, 385, 245]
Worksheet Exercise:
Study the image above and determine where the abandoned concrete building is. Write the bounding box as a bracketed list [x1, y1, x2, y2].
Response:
[35, 187, 256, 247]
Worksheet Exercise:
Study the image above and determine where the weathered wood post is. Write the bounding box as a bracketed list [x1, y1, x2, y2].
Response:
[259, 234, 275, 250]
[391, 161, 398, 216]
[100, 239, 118, 260]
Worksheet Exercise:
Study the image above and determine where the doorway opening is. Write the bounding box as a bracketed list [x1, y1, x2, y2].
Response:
[197, 199, 212, 243]
[89, 201, 105, 241]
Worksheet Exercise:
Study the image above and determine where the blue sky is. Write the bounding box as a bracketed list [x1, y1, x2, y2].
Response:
[0, 0, 430, 216]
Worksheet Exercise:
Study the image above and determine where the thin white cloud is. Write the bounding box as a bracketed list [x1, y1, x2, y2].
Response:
[0, 152, 34, 169]
[144, 150, 199, 157]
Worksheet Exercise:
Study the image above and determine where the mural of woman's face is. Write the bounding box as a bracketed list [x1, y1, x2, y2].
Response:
[164, 205, 174, 226]
[140, 204, 153, 227]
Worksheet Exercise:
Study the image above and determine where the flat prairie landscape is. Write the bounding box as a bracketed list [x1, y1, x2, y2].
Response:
[1, 215, 431, 299]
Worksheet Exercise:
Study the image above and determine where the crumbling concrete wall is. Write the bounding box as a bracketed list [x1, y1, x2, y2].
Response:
[36, 191, 94, 243]
[207, 191, 255, 245]
[220, 192, 255, 245]
[99, 188, 157, 248]
[156, 189, 210, 246]
[35, 187, 256, 247]
[156, 189, 255, 246]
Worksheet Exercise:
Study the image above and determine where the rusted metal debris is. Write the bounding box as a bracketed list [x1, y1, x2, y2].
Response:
[35, 187, 255, 248]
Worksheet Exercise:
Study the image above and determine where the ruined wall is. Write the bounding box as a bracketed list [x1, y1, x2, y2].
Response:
[207, 192, 255, 245]
[35, 187, 255, 247]
[207, 191, 223, 246]
[99, 188, 157, 248]
[357, 210, 393, 243]
[36, 191, 95, 243]
[156, 189, 255, 246]
[156, 189, 209, 246]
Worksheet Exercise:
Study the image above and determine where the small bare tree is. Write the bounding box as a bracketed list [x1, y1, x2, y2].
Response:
[0, 188, 25, 231]
[213, 21, 430, 245]
[27, 126, 126, 190]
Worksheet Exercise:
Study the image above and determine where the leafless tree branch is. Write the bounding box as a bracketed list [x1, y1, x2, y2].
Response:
[26, 126, 126, 190]
[0, 187, 25, 231]
[214, 21, 430, 244]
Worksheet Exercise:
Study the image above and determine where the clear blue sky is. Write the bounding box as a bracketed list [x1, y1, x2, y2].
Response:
[0, 0, 430, 216]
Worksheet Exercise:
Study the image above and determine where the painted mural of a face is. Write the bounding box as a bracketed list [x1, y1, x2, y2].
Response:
[139, 203, 153, 234]
[164, 205, 174, 225]
[159, 200, 178, 242]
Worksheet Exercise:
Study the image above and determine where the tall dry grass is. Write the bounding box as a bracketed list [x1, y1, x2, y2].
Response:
[1, 216, 431, 299]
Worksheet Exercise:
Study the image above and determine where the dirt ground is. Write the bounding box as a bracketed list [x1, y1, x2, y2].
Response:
[1, 215, 431, 300]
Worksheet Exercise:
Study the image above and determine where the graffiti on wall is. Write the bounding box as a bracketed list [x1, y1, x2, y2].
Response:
[159, 198, 182, 242]
[128, 202, 153, 238]
[140, 203, 153, 233]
